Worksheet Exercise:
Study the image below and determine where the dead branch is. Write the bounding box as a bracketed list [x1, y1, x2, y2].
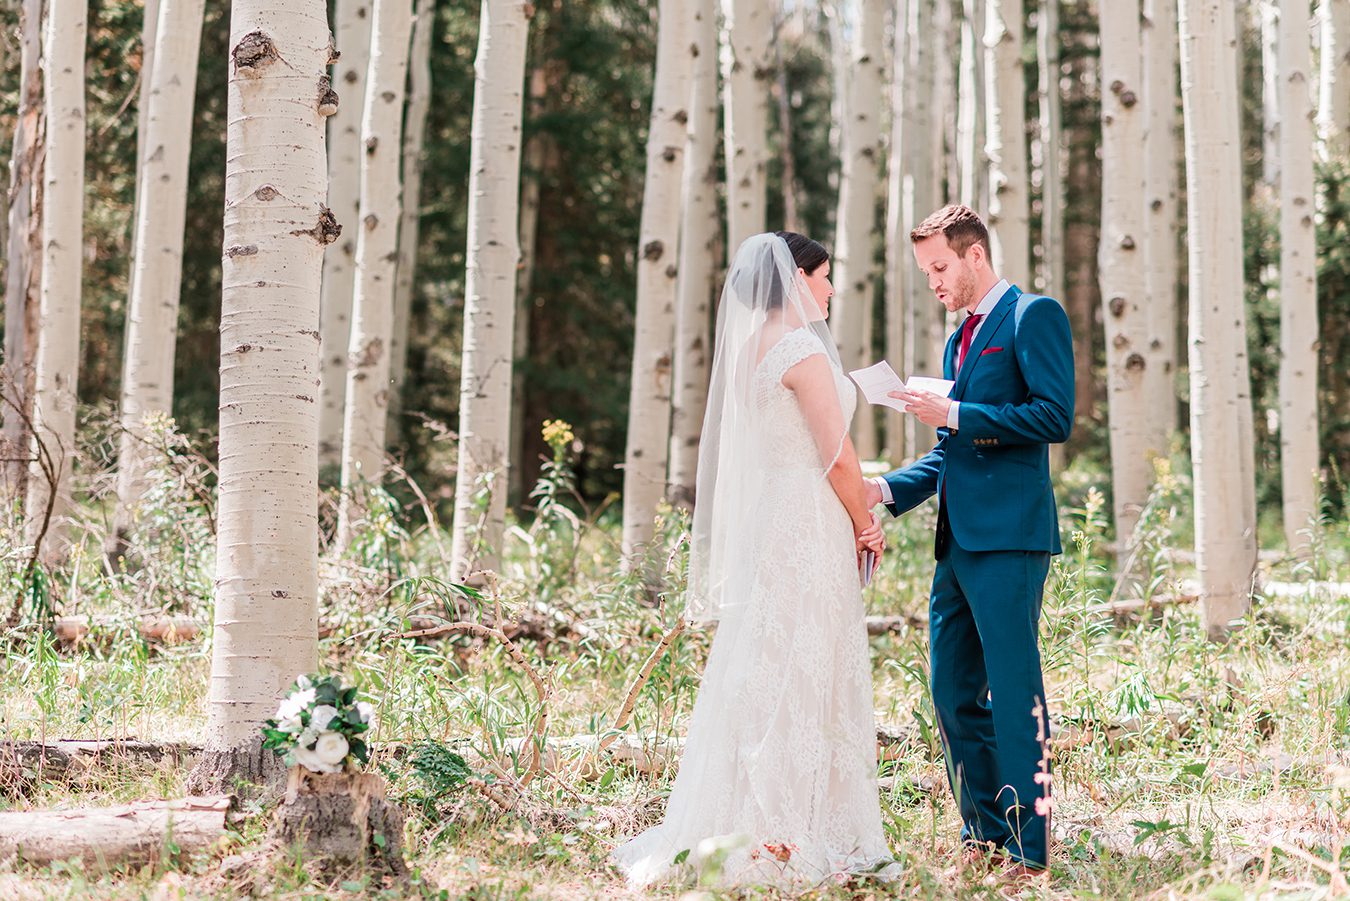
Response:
[600, 620, 686, 752]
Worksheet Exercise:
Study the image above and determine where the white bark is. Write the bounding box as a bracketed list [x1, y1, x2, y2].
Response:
[114, 0, 206, 522]
[721, 0, 774, 254]
[388, 0, 434, 443]
[318, 0, 372, 469]
[449, 0, 531, 581]
[1318, 0, 1350, 157]
[1100, 0, 1152, 550]
[128, 0, 161, 308]
[1261, 1, 1281, 186]
[0, 797, 231, 867]
[1143, 0, 1180, 449]
[202, 9, 334, 753]
[958, 0, 988, 209]
[337, 0, 415, 545]
[985, 0, 1030, 277]
[905, 0, 946, 454]
[1278, 0, 1320, 554]
[26, 0, 88, 562]
[668, 0, 720, 509]
[1178, 0, 1258, 639]
[831, 0, 886, 460]
[1037, 0, 1064, 303]
[2, 0, 43, 498]
[621, 0, 692, 564]
[883, 0, 910, 463]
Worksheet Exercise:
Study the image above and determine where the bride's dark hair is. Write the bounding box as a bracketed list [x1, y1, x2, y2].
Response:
[775, 231, 830, 275]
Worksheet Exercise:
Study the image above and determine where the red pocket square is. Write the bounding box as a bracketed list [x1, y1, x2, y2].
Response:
[980, 346, 1003, 356]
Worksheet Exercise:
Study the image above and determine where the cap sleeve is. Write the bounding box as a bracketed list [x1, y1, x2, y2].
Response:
[760, 329, 827, 385]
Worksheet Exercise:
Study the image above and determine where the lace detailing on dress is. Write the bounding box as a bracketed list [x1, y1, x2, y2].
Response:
[613, 327, 894, 890]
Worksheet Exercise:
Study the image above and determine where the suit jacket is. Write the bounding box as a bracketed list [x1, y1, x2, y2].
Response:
[882, 284, 1074, 556]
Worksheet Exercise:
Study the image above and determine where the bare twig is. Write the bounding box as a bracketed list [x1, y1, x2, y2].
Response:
[600, 619, 686, 751]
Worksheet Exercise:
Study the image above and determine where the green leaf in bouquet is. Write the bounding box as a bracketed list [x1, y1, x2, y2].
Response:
[349, 738, 370, 764]
[341, 686, 358, 706]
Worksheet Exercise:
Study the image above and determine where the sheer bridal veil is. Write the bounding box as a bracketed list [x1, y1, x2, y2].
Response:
[686, 233, 847, 623]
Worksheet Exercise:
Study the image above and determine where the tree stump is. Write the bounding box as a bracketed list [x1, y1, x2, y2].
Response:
[270, 768, 406, 883]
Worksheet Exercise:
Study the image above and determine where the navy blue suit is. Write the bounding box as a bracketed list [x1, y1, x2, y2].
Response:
[881, 284, 1073, 868]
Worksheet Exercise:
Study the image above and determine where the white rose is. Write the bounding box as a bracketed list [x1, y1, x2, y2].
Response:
[356, 702, 376, 726]
[293, 742, 341, 774]
[314, 731, 349, 768]
[296, 674, 313, 690]
[274, 688, 316, 722]
[276, 714, 303, 734]
[310, 705, 339, 732]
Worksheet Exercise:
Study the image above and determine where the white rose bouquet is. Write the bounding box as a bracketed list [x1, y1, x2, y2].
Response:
[261, 673, 376, 774]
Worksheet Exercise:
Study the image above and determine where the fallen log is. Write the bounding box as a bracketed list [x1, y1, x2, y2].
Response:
[53, 615, 201, 645]
[1, 739, 201, 787]
[866, 614, 928, 635]
[0, 796, 232, 867]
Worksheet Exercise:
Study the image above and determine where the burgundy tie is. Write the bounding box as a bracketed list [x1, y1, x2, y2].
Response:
[957, 313, 984, 373]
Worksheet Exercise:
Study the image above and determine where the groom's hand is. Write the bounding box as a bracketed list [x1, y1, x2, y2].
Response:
[891, 389, 951, 429]
[864, 477, 882, 509]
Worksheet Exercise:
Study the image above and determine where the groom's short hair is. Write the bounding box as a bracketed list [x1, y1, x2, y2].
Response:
[910, 205, 992, 261]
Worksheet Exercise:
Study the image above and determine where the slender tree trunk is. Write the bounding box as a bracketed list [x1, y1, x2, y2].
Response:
[721, 0, 774, 254]
[112, 0, 207, 547]
[1100, 0, 1152, 551]
[336, 0, 415, 547]
[1318, 0, 1350, 157]
[668, 0, 720, 509]
[905, 0, 945, 454]
[449, 0, 532, 582]
[773, 22, 802, 234]
[824, 0, 849, 201]
[1278, 0, 1320, 554]
[26, 0, 88, 563]
[1143, 0, 1179, 452]
[958, 0, 988, 210]
[1261, 1, 1281, 187]
[1177, 0, 1258, 640]
[2, 0, 44, 500]
[985, 0, 1030, 277]
[620, 0, 692, 567]
[883, 0, 911, 464]
[1063, 6, 1100, 452]
[938, 0, 961, 199]
[318, 0, 372, 471]
[387, 0, 434, 446]
[128, 0, 161, 309]
[831, 0, 885, 461]
[1037, 0, 1064, 302]
[187, 1, 335, 793]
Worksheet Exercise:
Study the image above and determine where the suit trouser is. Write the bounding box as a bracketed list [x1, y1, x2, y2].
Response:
[929, 517, 1052, 868]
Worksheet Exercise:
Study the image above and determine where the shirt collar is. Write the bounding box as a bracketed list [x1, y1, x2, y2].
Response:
[971, 279, 1009, 318]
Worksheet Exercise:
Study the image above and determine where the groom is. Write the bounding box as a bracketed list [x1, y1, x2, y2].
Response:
[865, 205, 1073, 876]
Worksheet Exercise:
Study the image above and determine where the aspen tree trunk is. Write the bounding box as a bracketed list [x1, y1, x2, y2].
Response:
[318, 0, 372, 470]
[620, 0, 692, 566]
[113, 0, 207, 541]
[668, 0, 720, 509]
[26, 0, 88, 563]
[773, 27, 803, 234]
[1318, 0, 1350, 157]
[1100, 0, 1152, 551]
[824, 0, 849, 185]
[509, 61, 550, 506]
[1064, 18, 1101, 443]
[187, 2, 336, 792]
[958, 0, 988, 209]
[1278, 0, 1320, 554]
[721, 0, 774, 254]
[1261, 2, 1280, 187]
[905, 0, 945, 453]
[128, 0, 161, 308]
[938, 0, 960, 198]
[1143, 0, 1179, 450]
[985, 0, 1030, 277]
[2, 0, 44, 499]
[1037, 0, 1064, 302]
[336, 0, 415, 547]
[883, 0, 911, 464]
[387, 0, 434, 445]
[1177, 0, 1258, 640]
[831, 0, 886, 461]
[449, 0, 532, 582]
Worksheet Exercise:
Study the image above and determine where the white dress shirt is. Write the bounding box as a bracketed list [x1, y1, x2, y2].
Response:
[873, 279, 1010, 507]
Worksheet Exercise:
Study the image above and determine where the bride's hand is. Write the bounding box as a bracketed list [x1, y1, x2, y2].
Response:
[855, 512, 885, 554]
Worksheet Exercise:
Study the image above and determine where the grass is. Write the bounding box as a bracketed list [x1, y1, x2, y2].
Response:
[0, 429, 1346, 899]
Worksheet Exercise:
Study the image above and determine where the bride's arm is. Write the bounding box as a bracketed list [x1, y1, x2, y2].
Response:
[783, 355, 873, 538]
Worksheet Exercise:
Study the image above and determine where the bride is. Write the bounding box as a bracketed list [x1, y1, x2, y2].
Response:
[613, 232, 895, 889]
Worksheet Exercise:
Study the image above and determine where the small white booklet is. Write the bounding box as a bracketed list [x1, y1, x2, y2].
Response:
[848, 361, 955, 412]
[860, 549, 877, 587]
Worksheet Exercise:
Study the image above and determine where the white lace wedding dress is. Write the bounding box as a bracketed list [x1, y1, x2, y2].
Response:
[613, 328, 894, 890]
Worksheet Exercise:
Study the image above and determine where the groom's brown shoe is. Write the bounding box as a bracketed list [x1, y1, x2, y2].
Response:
[998, 862, 1050, 886]
[960, 842, 1004, 870]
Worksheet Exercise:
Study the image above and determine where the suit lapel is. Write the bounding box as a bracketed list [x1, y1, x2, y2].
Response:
[953, 284, 1021, 401]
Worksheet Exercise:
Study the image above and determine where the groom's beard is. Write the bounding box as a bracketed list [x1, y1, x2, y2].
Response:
[945, 266, 978, 313]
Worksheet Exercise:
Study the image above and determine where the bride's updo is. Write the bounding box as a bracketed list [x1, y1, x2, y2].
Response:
[738, 231, 829, 312]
